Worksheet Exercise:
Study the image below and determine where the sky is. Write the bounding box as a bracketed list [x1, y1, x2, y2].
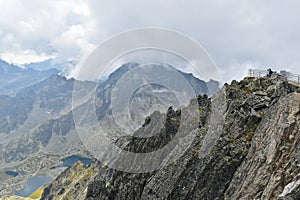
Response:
[0, 0, 300, 83]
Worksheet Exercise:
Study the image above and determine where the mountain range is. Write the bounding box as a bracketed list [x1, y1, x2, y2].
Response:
[1, 59, 300, 200]
[0, 59, 58, 96]
[0, 61, 219, 198]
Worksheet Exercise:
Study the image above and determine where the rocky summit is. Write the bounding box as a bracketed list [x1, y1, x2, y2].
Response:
[40, 76, 300, 200]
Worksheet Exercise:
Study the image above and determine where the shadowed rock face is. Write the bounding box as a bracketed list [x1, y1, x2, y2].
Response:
[41, 76, 300, 200]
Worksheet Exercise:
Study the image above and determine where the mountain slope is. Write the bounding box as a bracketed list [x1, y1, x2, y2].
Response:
[0, 59, 58, 96]
[94, 63, 218, 132]
[0, 74, 95, 141]
[0, 63, 214, 198]
[0, 75, 95, 197]
[1, 63, 212, 165]
[41, 76, 300, 200]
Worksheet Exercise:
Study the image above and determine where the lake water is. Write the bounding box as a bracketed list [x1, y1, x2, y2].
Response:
[13, 155, 91, 197]
[5, 170, 19, 177]
[61, 155, 92, 167]
[52, 155, 92, 169]
[14, 176, 53, 197]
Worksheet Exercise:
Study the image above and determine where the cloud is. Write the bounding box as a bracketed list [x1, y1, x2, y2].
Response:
[0, 0, 94, 64]
[0, 50, 54, 66]
[0, 0, 300, 82]
[51, 24, 96, 62]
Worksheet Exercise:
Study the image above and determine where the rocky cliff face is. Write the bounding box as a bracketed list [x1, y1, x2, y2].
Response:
[225, 90, 300, 199]
[41, 76, 300, 200]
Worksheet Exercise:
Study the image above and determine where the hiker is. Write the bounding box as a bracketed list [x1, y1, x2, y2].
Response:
[267, 68, 273, 78]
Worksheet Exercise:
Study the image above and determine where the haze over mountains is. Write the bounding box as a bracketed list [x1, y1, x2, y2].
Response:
[0, 60, 219, 198]
[0, 59, 58, 96]
[24, 59, 76, 72]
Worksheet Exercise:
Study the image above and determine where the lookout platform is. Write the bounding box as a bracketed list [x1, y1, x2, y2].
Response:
[248, 69, 300, 85]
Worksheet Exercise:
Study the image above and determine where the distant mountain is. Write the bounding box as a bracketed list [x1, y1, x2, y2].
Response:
[0, 59, 58, 96]
[0, 74, 95, 142]
[1, 63, 216, 161]
[95, 63, 218, 121]
[0, 74, 95, 197]
[0, 62, 219, 197]
[206, 79, 220, 96]
[24, 58, 76, 75]
[0, 95, 32, 133]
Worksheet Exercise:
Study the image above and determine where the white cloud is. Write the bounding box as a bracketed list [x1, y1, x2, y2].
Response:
[0, 0, 94, 64]
[72, 2, 91, 16]
[0, 0, 299, 81]
[51, 24, 96, 62]
[0, 50, 54, 66]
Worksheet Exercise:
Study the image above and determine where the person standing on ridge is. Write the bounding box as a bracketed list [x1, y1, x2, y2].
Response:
[267, 68, 273, 78]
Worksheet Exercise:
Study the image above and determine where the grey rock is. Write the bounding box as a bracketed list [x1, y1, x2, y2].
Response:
[41, 76, 300, 200]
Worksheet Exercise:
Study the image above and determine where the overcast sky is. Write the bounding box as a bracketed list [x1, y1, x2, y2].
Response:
[0, 0, 300, 82]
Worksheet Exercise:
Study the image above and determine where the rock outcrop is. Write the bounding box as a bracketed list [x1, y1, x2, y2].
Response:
[41, 161, 100, 200]
[41, 76, 300, 200]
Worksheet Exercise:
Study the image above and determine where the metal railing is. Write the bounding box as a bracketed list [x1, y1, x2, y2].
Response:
[248, 69, 300, 84]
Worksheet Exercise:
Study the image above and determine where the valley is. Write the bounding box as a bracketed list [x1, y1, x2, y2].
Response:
[0, 61, 218, 198]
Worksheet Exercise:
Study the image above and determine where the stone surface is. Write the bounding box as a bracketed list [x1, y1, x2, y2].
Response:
[41, 76, 300, 200]
[40, 161, 100, 200]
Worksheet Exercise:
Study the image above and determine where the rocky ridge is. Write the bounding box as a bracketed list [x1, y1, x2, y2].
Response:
[41, 76, 300, 200]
